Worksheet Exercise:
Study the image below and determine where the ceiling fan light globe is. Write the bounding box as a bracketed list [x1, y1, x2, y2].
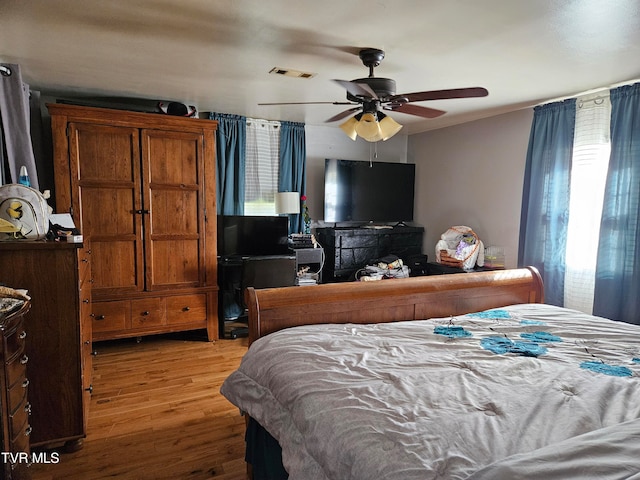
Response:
[339, 117, 359, 141]
[378, 115, 403, 141]
[355, 113, 383, 142]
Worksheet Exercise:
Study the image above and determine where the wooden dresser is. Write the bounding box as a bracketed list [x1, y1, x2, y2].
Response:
[0, 241, 92, 451]
[316, 226, 424, 281]
[48, 103, 218, 342]
[0, 298, 31, 480]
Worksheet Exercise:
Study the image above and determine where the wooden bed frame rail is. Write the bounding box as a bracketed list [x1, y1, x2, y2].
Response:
[245, 267, 544, 344]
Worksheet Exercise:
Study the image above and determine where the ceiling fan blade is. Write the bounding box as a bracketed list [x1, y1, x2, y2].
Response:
[385, 103, 446, 119]
[326, 107, 361, 123]
[392, 87, 488, 103]
[333, 79, 378, 99]
[258, 101, 356, 106]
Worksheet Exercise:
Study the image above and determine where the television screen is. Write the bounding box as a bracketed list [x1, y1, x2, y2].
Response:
[324, 159, 415, 223]
[217, 215, 290, 257]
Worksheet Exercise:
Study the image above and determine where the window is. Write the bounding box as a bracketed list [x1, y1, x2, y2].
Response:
[564, 92, 611, 313]
[244, 119, 280, 215]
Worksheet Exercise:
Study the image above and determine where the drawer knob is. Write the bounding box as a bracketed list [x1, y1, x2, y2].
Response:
[85, 385, 93, 394]
[20, 354, 29, 365]
[82, 258, 89, 263]
[182, 306, 190, 312]
[22, 379, 29, 388]
[25, 425, 32, 437]
[19, 330, 27, 339]
[91, 314, 105, 320]
[83, 298, 90, 304]
[25, 402, 31, 415]
[142, 311, 150, 316]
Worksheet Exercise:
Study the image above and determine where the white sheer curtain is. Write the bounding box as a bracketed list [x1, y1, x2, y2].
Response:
[564, 92, 611, 313]
[244, 118, 280, 215]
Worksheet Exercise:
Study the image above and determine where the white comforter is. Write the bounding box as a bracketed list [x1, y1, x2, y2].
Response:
[221, 304, 640, 479]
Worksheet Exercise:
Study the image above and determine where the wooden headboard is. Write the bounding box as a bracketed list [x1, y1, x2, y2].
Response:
[245, 267, 544, 344]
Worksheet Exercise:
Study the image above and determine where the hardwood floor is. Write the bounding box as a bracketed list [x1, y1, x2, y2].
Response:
[30, 331, 249, 480]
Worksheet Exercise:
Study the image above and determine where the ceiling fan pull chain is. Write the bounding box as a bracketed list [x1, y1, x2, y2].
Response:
[369, 142, 379, 167]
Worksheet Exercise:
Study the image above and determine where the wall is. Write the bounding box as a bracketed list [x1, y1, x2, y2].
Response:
[408, 108, 533, 268]
[304, 124, 408, 228]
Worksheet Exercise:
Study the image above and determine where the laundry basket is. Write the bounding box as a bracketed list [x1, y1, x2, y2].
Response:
[435, 226, 484, 270]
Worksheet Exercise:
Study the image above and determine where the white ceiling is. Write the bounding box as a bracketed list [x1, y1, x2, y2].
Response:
[2, 0, 640, 135]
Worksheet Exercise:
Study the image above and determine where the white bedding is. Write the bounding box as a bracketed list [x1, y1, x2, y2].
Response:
[221, 304, 640, 479]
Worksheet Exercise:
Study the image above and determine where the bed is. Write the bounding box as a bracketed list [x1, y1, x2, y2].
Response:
[220, 267, 640, 479]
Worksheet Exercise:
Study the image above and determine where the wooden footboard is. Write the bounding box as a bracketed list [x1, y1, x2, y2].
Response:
[245, 267, 544, 344]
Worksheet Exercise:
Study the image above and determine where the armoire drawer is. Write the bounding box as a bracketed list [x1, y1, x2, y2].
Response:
[166, 294, 207, 325]
[131, 297, 165, 328]
[92, 301, 129, 333]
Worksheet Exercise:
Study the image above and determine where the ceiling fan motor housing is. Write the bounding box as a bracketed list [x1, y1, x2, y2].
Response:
[347, 77, 397, 102]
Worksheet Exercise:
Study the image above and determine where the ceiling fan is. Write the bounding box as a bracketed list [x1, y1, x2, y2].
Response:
[260, 48, 489, 141]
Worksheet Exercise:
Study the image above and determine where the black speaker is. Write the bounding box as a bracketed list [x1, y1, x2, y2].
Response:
[406, 254, 429, 276]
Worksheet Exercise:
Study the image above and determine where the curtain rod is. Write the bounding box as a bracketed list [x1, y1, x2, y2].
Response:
[536, 79, 640, 109]
[0, 65, 11, 77]
[578, 95, 608, 107]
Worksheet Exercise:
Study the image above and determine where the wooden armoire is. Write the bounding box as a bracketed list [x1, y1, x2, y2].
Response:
[49, 104, 218, 342]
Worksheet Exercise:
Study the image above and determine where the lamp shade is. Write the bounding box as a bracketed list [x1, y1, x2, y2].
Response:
[355, 112, 383, 142]
[339, 115, 359, 141]
[275, 192, 300, 214]
[378, 113, 403, 140]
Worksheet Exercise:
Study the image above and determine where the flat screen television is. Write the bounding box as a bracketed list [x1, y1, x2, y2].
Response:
[324, 159, 415, 224]
[217, 215, 290, 257]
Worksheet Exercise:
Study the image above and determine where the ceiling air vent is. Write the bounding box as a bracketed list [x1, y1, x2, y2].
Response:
[269, 67, 315, 79]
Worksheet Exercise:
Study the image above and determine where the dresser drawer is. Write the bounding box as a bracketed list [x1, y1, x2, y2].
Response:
[8, 376, 28, 414]
[131, 297, 165, 328]
[6, 355, 28, 389]
[4, 323, 27, 363]
[92, 300, 129, 333]
[11, 419, 31, 453]
[10, 398, 30, 443]
[166, 294, 207, 325]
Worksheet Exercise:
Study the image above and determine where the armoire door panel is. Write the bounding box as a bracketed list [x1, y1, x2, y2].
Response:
[142, 129, 206, 291]
[70, 123, 139, 182]
[149, 189, 199, 235]
[148, 239, 201, 288]
[69, 122, 145, 297]
[80, 187, 141, 235]
[144, 130, 200, 185]
[90, 240, 140, 293]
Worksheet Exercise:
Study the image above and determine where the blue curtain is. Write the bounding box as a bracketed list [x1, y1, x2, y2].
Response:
[518, 99, 576, 306]
[593, 83, 640, 324]
[209, 112, 246, 215]
[278, 121, 306, 234]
